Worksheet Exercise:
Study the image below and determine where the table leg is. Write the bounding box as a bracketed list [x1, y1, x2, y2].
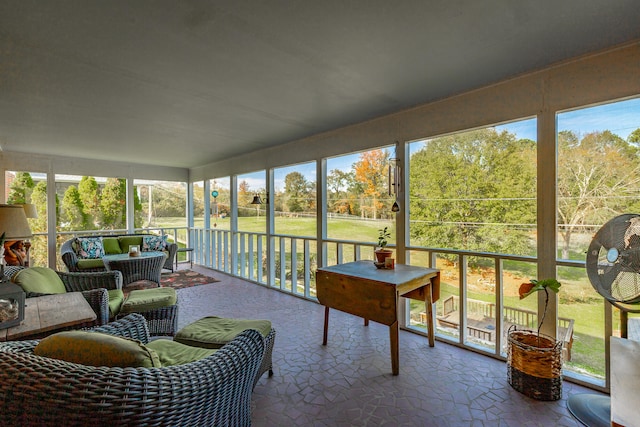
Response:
[390, 319, 399, 375]
[323, 306, 329, 345]
[425, 282, 435, 347]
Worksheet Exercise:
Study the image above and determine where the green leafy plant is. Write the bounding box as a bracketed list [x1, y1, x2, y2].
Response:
[519, 278, 561, 337]
[377, 227, 391, 250]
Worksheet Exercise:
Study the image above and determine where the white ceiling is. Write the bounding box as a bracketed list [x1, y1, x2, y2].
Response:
[1, 0, 639, 169]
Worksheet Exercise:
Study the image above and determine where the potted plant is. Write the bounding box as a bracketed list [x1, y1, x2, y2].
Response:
[507, 278, 563, 401]
[374, 227, 393, 264]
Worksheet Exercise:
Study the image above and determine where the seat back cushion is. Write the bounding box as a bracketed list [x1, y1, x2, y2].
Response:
[74, 237, 105, 259]
[102, 237, 122, 255]
[118, 236, 143, 254]
[108, 288, 125, 317]
[146, 339, 217, 366]
[12, 267, 67, 295]
[142, 235, 167, 251]
[34, 330, 162, 368]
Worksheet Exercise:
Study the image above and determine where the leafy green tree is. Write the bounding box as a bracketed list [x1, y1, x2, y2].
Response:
[409, 128, 536, 259]
[7, 172, 34, 204]
[628, 127, 640, 144]
[61, 186, 89, 231]
[133, 185, 143, 228]
[558, 130, 640, 259]
[78, 176, 100, 229]
[237, 180, 254, 217]
[100, 178, 126, 229]
[284, 171, 312, 213]
[30, 181, 50, 233]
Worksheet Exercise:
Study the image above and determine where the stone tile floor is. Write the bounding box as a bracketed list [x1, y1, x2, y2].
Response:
[177, 265, 604, 426]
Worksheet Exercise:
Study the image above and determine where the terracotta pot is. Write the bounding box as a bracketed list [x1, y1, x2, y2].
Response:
[375, 249, 393, 264]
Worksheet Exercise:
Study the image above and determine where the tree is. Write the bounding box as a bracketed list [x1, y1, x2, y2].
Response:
[78, 176, 100, 229]
[409, 128, 536, 259]
[61, 186, 89, 231]
[100, 178, 126, 229]
[557, 130, 640, 259]
[237, 180, 254, 217]
[284, 172, 311, 213]
[7, 172, 34, 204]
[327, 169, 356, 215]
[353, 149, 390, 220]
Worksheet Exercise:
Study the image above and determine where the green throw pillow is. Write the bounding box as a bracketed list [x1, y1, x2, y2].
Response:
[108, 288, 125, 317]
[34, 330, 161, 368]
[102, 237, 122, 255]
[146, 339, 217, 366]
[12, 267, 66, 295]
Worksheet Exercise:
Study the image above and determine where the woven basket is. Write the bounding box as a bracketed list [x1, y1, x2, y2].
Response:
[507, 327, 563, 401]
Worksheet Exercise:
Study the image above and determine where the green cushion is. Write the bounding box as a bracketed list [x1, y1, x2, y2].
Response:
[34, 330, 161, 368]
[118, 236, 143, 254]
[102, 237, 122, 255]
[120, 287, 177, 314]
[12, 267, 66, 295]
[108, 288, 125, 317]
[174, 316, 272, 349]
[77, 258, 106, 270]
[146, 338, 217, 366]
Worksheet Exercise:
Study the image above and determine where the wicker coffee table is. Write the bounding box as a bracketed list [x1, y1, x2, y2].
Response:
[103, 251, 166, 287]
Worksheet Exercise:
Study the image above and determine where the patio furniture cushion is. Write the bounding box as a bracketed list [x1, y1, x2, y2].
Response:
[77, 258, 107, 270]
[119, 287, 177, 315]
[142, 234, 167, 251]
[108, 288, 125, 317]
[175, 316, 272, 348]
[118, 235, 143, 254]
[34, 330, 161, 368]
[146, 338, 217, 366]
[74, 236, 105, 259]
[12, 266, 66, 295]
[102, 237, 122, 255]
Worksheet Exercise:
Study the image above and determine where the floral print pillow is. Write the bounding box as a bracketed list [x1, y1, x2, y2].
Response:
[75, 237, 105, 259]
[142, 235, 167, 251]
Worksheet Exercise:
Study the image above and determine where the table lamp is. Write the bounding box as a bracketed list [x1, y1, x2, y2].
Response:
[19, 203, 38, 267]
[0, 204, 33, 273]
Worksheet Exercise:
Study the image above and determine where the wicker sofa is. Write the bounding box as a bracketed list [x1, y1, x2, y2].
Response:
[0, 313, 265, 426]
[61, 233, 178, 273]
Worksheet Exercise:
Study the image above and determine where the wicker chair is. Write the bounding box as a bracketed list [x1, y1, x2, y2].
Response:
[0, 313, 265, 426]
[4, 266, 123, 327]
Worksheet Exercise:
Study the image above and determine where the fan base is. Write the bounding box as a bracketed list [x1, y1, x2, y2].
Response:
[567, 394, 610, 427]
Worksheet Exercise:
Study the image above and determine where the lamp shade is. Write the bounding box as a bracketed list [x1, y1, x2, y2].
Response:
[0, 204, 33, 240]
[20, 203, 38, 219]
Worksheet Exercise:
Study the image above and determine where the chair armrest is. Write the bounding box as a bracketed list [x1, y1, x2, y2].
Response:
[58, 270, 123, 292]
[80, 288, 110, 326]
[60, 239, 80, 272]
[88, 313, 151, 343]
[163, 242, 178, 271]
